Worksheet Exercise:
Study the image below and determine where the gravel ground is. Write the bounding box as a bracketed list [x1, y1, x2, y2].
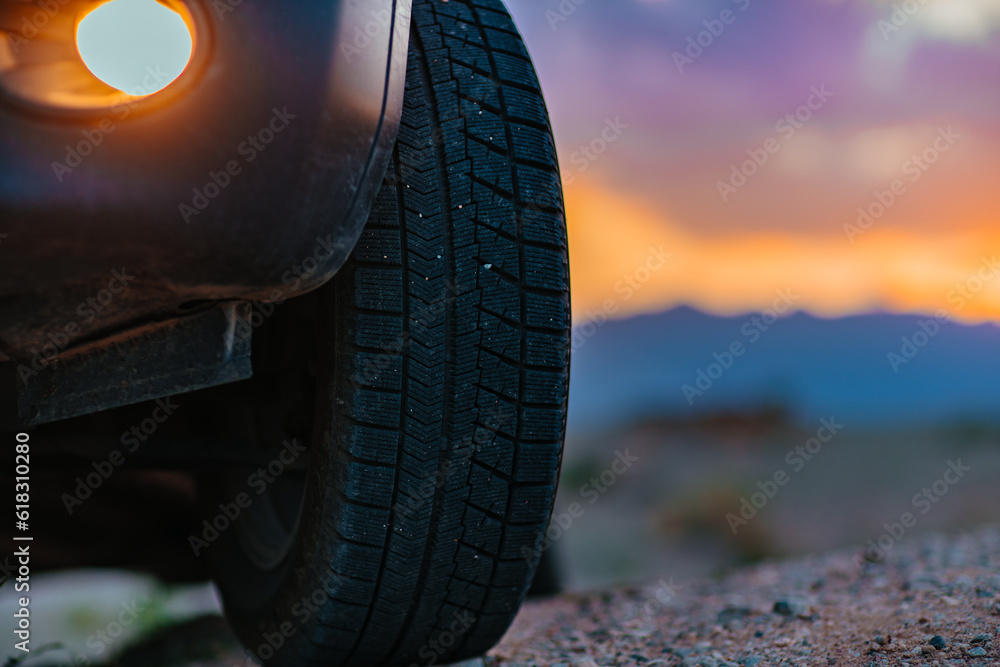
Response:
[82, 526, 1000, 667]
[489, 526, 1000, 667]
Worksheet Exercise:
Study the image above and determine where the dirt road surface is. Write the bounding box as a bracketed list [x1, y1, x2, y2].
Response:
[491, 527, 1000, 667]
[104, 526, 1000, 667]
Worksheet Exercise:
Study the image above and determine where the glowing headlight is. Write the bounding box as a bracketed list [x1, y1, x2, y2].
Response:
[0, 0, 204, 114]
[77, 0, 193, 95]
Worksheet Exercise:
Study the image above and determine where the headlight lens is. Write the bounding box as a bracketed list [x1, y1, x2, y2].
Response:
[77, 0, 193, 95]
[0, 0, 204, 115]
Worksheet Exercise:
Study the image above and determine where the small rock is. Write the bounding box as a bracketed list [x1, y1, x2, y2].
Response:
[971, 633, 990, 645]
[744, 657, 763, 667]
[907, 574, 940, 591]
[717, 607, 752, 628]
[968, 647, 988, 657]
[682, 656, 720, 667]
[773, 600, 807, 617]
[874, 635, 889, 646]
[929, 635, 948, 650]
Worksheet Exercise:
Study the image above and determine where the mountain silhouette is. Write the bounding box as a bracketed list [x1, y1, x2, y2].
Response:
[569, 307, 1000, 434]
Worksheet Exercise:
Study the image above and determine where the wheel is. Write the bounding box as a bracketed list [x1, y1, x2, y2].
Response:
[198, 0, 570, 665]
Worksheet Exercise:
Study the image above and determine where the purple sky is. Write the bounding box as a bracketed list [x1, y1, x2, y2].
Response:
[504, 0, 1000, 238]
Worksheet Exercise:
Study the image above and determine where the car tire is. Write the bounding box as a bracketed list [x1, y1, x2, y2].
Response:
[202, 0, 569, 664]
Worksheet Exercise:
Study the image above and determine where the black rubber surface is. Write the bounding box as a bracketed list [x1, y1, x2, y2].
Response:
[213, 1, 570, 664]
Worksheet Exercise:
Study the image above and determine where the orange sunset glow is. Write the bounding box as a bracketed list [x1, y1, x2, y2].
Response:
[566, 177, 1000, 324]
[505, 0, 1000, 327]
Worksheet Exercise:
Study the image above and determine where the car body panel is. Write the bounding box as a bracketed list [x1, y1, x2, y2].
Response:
[0, 0, 412, 421]
[0, 0, 410, 362]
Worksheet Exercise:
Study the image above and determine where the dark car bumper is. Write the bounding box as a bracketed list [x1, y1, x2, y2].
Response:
[0, 0, 411, 422]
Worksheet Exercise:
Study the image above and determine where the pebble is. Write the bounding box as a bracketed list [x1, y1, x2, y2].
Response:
[971, 633, 990, 645]
[907, 574, 940, 591]
[744, 656, 763, 666]
[772, 600, 807, 617]
[681, 656, 720, 667]
[968, 647, 988, 657]
[716, 607, 752, 628]
[929, 635, 948, 650]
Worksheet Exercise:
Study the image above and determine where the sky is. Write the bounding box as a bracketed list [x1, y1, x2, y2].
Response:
[503, 0, 1000, 323]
